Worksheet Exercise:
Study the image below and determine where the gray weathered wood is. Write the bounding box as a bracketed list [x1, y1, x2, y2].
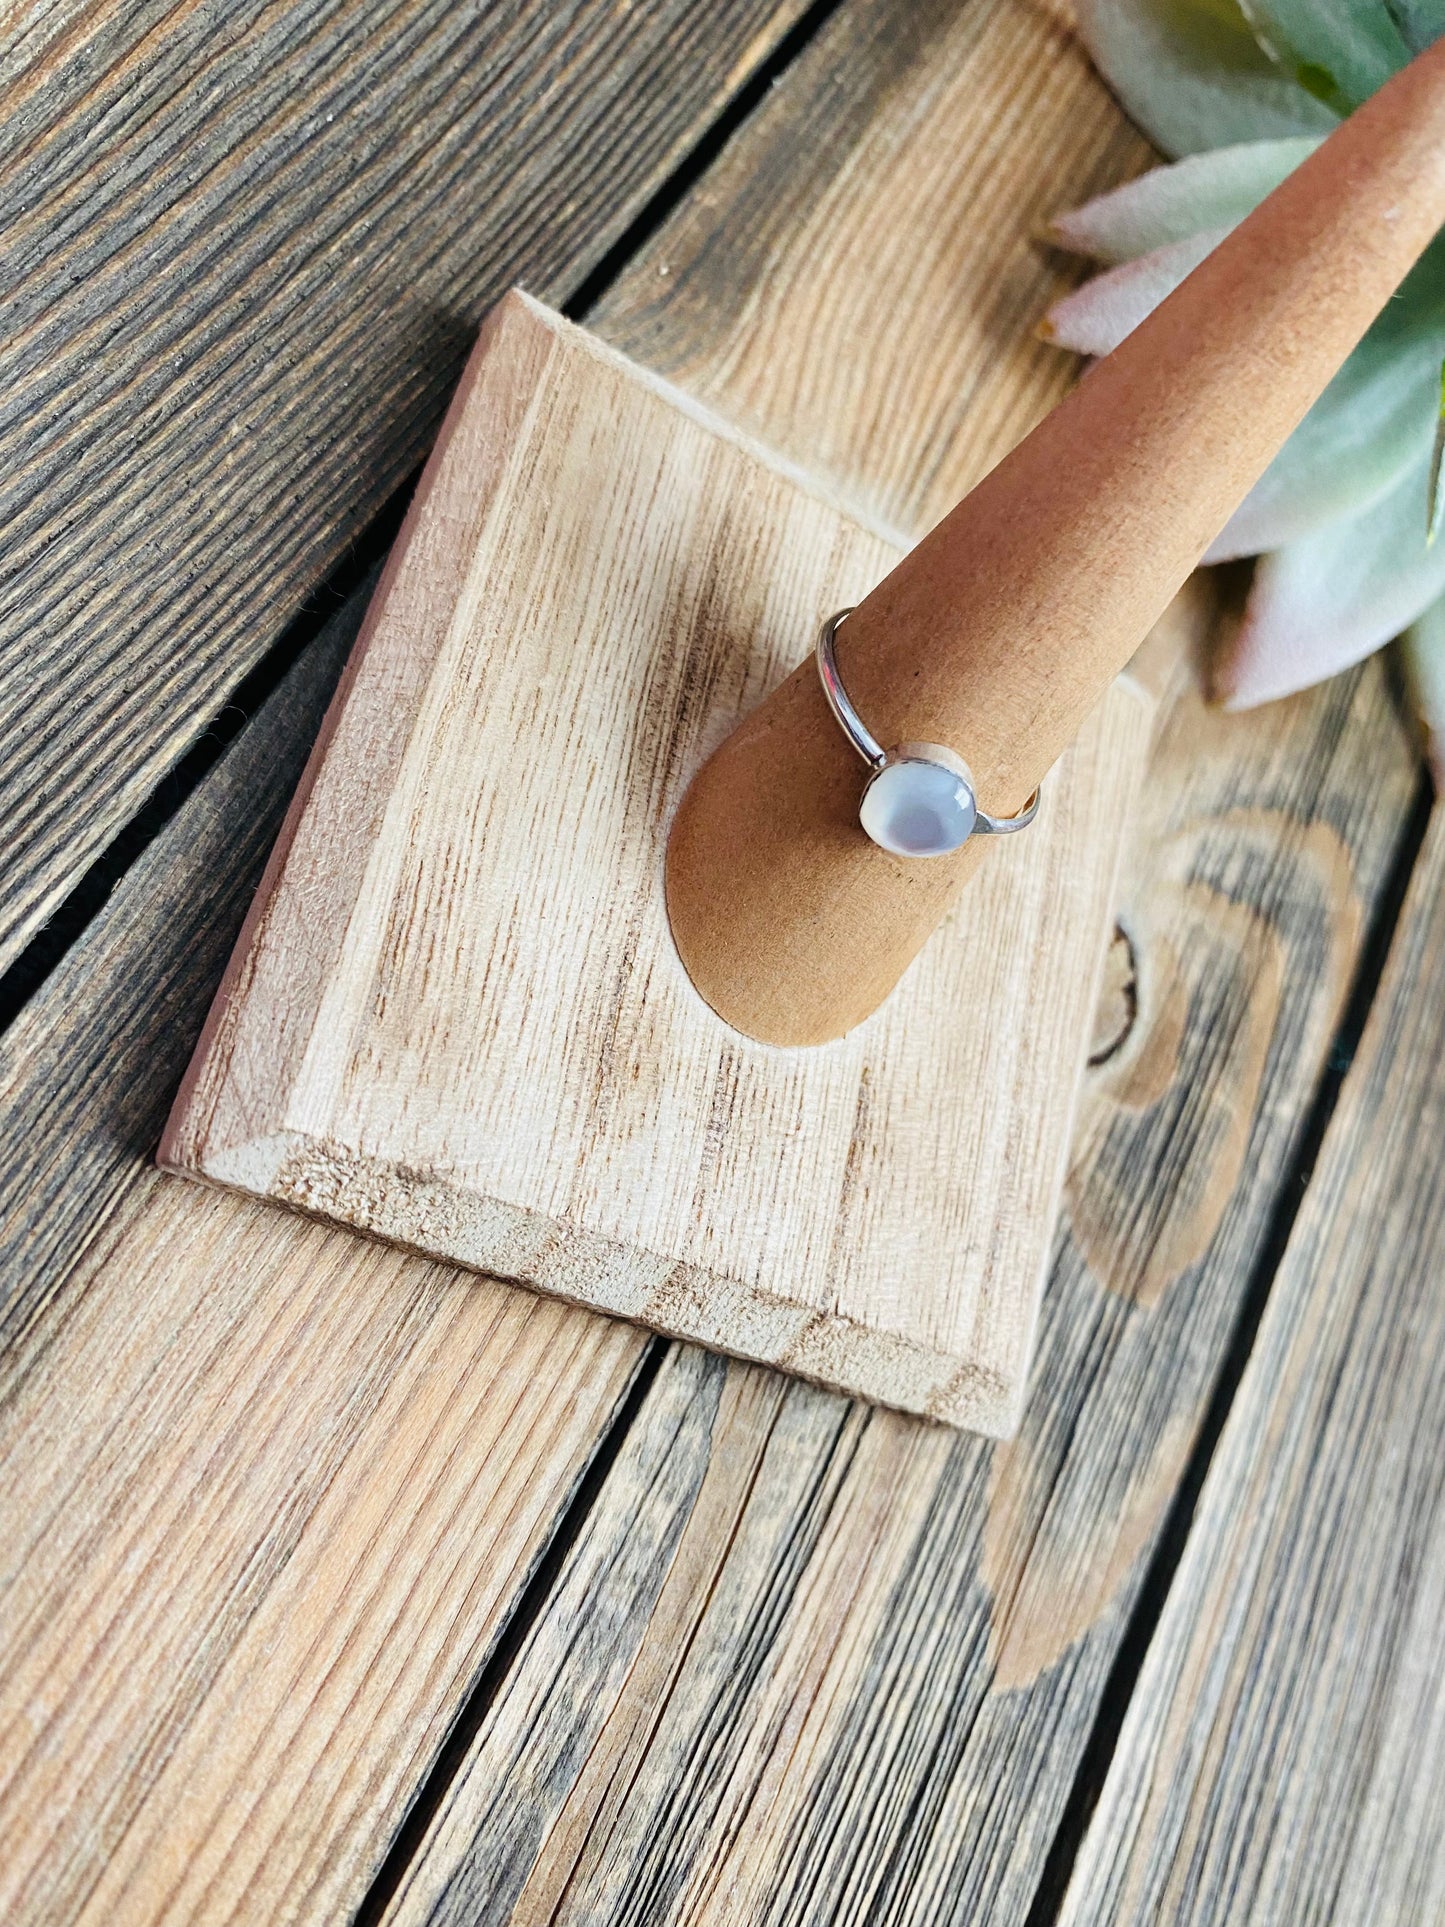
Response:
[1059, 803, 1445, 1927]
[0, 0, 812, 974]
[0, 583, 365, 1368]
[384, 1344, 735, 1927]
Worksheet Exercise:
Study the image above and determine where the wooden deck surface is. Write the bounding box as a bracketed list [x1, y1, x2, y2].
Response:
[1, 2, 1442, 1923]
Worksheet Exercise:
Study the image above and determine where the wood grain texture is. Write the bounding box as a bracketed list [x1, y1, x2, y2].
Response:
[0, 0, 1424, 1919]
[591, 0, 1149, 537]
[0, 581, 365, 1366]
[369, 0, 1430, 1913]
[380, 646, 1419, 1927]
[163, 290, 1151, 1434]
[0, 1178, 645, 1927]
[1059, 804, 1445, 1927]
[0, 612, 649, 1925]
[0, 21, 811, 1918]
[0, 0, 814, 977]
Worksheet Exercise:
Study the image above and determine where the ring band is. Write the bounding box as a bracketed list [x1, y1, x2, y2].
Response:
[816, 607, 1041, 858]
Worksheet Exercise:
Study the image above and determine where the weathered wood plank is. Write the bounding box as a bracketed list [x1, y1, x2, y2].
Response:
[0, 0, 814, 975]
[1058, 806, 1445, 1927]
[0, 606, 650, 1925]
[0, 581, 365, 1361]
[372, 0, 1427, 1916]
[593, 0, 1145, 535]
[0, 1184, 645, 1927]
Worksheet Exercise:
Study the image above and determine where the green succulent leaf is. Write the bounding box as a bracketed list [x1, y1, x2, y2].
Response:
[1383, 0, 1445, 57]
[1399, 590, 1445, 782]
[1064, 0, 1445, 709]
[1077, 0, 1339, 157]
[1049, 136, 1321, 261]
[1222, 443, 1445, 706]
[1237, 0, 1410, 110]
[1051, 252, 1444, 552]
[1428, 357, 1445, 544]
[1048, 151, 1445, 560]
[1211, 295, 1445, 557]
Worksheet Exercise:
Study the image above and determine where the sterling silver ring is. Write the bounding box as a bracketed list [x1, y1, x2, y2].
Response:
[816, 607, 1041, 858]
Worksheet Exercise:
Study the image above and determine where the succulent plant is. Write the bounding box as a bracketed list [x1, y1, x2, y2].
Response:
[1045, 0, 1445, 767]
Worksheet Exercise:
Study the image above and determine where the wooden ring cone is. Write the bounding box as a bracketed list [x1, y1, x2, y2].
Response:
[667, 33, 1445, 1047]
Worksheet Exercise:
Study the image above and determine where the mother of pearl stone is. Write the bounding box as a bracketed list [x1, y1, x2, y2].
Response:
[859, 748, 978, 858]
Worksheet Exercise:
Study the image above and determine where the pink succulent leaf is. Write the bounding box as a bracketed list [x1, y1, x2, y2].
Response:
[1399, 588, 1445, 784]
[1077, 0, 1337, 158]
[1239, 0, 1411, 110]
[1049, 137, 1320, 263]
[1206, 330, 1442, 560]
[1042, 229, 1228, 356]
[1218, 446, 1445, 708]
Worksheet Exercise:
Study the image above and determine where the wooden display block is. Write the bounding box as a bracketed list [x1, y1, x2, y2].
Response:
[161, 292, 1152, 1435]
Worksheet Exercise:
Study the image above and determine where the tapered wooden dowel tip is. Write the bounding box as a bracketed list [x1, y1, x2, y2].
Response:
[668, 33, 1445, 1045]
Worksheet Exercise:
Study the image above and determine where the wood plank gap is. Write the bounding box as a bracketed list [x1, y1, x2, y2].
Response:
[0, 525, 397, 1041]
[351, 1337, 670, 1927]
[1019, 765, 1436, 1927]
[563, 0, 849, 324]
[0, 588, 369, 1361]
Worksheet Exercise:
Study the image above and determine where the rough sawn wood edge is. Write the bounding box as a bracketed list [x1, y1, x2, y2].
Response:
[168, 1127, 1026, 1434]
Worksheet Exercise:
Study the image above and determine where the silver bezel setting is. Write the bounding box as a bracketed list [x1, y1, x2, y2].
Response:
[816, 608, 1040, 855]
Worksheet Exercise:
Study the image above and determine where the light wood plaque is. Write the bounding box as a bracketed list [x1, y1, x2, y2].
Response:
[161, 292, 1152, 1434]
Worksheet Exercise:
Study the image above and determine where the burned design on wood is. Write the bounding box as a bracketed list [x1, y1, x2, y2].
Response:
[1087, 923, 1140, 1067]
[1063, 803, 1445, 1926]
